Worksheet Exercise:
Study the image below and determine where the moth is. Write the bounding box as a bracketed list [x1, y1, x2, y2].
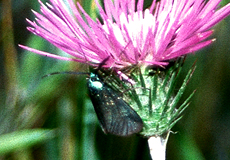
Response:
[87, 72, 143, 136]
[42, 67, 143, 136]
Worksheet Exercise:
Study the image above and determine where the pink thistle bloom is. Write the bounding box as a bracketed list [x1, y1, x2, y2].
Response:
[19, 0, 230, 69]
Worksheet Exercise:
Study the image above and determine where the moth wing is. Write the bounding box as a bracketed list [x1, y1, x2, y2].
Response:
[89, 86, 143, 136]
[107, 90, 143, 136]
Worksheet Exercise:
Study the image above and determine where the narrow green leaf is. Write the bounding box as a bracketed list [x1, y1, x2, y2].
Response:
[0, 129, 55, 155]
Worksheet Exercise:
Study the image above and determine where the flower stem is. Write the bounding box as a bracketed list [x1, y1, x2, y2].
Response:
[148, 132, 170, 160]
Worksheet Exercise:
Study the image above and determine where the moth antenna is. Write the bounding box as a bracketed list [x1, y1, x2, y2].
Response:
[42, 71, 89, 79]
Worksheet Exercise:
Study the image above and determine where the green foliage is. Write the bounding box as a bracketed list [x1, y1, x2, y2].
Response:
[0, 129, 55, 155]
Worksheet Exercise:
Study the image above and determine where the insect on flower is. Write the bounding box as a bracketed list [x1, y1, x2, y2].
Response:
[42, 59, 143, 136]
[20, 0, 230, 138]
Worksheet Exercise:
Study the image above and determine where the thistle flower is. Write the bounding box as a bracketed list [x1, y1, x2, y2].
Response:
[19, 0, 230, 159]
[19, 0, 230, 69]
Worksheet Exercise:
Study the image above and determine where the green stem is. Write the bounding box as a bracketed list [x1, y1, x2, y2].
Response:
[2, 0, 18, 92]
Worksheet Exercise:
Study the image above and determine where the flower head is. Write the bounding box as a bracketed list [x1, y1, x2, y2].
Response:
[19, 0, 230, 70]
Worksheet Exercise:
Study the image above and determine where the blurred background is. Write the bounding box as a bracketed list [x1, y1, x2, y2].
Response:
[1, 0, 230, 159]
